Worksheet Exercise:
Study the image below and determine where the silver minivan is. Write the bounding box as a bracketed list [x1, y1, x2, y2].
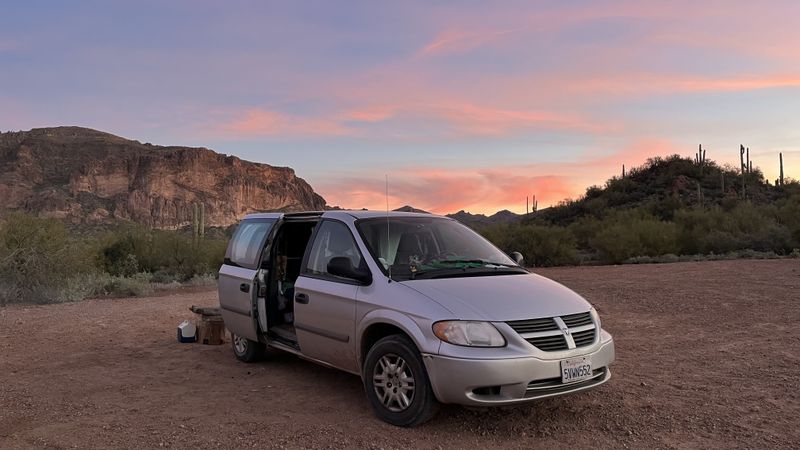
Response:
[219, 210, 614, 427]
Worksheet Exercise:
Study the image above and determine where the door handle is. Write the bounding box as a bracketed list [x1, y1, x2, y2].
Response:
[295, 293, 309, 304]
[240, 283, 250, 293]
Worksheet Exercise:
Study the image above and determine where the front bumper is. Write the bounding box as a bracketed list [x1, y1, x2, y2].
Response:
[422, 337, 615, 406]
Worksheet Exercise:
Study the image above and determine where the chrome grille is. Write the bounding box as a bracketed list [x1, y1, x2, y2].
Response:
[524, 368, 608, 398]
[505, 317, 558, 333]
[526, 334, 569, 351]
[572, 328, 596, 347]
[561, 312, 593, 327]
[507, 311, 597, 352]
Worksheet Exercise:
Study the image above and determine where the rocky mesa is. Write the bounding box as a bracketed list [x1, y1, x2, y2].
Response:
[0, 127, 326, 228]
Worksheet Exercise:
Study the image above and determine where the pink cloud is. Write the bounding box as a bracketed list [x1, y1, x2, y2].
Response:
[210, 102, 613, 140]
[317, 137, 685, 215]
[342, 101, 615, 136]
[418, 27, 523, 56]
[218, 108, 350, 137]
[320, 168, 574, 215]
[558, 74, 800, 98]
[432, 103, 618, 135]
[340, 105, 398, 123]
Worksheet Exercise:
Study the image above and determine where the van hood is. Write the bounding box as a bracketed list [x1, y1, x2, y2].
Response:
[401, 273, 591, 321]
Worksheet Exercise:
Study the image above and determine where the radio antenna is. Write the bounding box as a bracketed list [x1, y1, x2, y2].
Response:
[386, 174, 392, 282]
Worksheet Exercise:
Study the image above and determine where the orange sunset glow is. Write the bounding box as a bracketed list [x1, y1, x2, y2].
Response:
[2, 1, 798, 214]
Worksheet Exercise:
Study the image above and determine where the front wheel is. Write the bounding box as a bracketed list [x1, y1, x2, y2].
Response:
[363, 335, 439, 427]
[231, 333, 265, 363]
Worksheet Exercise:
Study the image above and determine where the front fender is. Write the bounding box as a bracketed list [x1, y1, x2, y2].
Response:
[356, 309, 442, 370]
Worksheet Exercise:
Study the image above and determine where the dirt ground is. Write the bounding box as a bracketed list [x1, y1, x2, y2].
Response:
[1, 259, 799, 449]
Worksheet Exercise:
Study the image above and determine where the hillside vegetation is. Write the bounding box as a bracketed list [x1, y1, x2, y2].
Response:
[2, 154, 797, 305]
[0, 212, 228, 305]
[481, 155, 800, 265]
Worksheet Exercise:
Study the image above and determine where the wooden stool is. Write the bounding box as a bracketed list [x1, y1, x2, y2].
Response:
[190, 306, 226, 345]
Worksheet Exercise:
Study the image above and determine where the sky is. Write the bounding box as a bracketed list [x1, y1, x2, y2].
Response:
[1, 0, 799, 214]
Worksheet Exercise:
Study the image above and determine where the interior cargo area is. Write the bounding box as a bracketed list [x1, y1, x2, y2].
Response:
[264, 220, 316, 345]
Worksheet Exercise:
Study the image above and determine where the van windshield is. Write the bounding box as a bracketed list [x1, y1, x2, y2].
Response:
[356, 217, 525, 281]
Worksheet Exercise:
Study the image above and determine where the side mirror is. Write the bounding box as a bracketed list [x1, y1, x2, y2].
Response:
[327, 257, 372, 285]
[510, 251, 525, 266]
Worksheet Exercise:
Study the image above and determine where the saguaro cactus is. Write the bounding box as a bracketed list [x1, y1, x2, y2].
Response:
[779, 153, 784, 186]
[747, 147, 751, 173]
[532, 195, 538, 212]
[695, 144, 707, 174]
[199, 203, 205, 239]
[191, 202, 205, 242]
[740, 145, 746, 173]
[696, 181, 704, 204]
[622, 164, 626, 178]
[739, 145, 747, 199]
[192, 203, 199, 238]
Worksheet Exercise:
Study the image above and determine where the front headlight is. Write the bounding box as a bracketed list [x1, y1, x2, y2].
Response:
[432, 321, 506, 347]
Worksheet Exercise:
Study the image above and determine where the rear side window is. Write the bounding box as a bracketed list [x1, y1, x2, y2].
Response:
[305, 221, 363, 277]
[226, 219, 276, 268]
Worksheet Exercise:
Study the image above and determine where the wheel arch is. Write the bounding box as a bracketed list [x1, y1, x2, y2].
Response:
[357, 310, 439, 372]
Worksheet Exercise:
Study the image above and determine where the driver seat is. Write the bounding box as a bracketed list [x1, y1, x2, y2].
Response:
[395, 232, 424, 265]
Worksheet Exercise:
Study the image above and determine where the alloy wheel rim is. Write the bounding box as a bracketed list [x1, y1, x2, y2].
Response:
[372, 353, 415, 412]
[233, 335, 247, 354]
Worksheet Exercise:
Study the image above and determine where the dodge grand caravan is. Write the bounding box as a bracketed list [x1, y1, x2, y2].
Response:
[218, 211, 614, 427]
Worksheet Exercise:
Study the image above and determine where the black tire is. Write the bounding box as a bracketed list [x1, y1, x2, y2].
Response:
[363, 335, 439, 427]
[231, 333, 265, 363]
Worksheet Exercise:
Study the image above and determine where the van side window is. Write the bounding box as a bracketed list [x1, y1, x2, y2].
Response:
[306, 221, 363, 277]
[227, 219, 275, 268]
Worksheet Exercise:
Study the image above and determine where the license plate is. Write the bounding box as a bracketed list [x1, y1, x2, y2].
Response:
[560, 357, 592, 383]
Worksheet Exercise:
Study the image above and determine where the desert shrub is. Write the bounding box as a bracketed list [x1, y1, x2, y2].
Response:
[568, 217, 602, 249]
[590, 216, 679, 264]
[775, 193, 800, 244]
[96, 226, 227, 280]
[150, 269, 181, 284]
[745, 223, 794, 253]
[624, 255, 656, 264]
[0, 213, 96, 305]
[482, 223, 578, 267]
[624, 253, 680, 264]
[184, 273, 218, 287]
[675, 203, 796, 255]
[0, 213, 226, 305]
[83, 272, 154, 298]
[701, 230, 746, 254]
[100, 235, 140, 276]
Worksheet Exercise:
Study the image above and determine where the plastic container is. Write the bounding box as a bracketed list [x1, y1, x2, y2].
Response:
[177, 320, 197, 343]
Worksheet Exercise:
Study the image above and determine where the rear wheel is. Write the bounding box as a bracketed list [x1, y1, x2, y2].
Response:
[363, 335, 439, 427]
[231, 333, 265, 362]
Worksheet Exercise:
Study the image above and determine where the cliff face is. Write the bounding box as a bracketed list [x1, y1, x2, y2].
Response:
[0, 127, 326, 228]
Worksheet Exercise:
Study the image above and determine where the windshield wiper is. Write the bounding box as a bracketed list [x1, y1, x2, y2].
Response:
[432, 259, 519, 268]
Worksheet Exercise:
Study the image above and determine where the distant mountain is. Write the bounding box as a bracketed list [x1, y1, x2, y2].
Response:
[447, 209, 522, 228]
[0, 127, 326, 228]
[393, 205, 430, 213]
[387, 205, 524, 227]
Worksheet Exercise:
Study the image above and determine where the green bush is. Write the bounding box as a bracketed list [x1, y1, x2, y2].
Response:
[482, 224, 579, 267]
[0, 213, 226, 305]
[0, 213, 96, 305]
[96, 225, 227, 280]
[589, 217, 679, 264]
